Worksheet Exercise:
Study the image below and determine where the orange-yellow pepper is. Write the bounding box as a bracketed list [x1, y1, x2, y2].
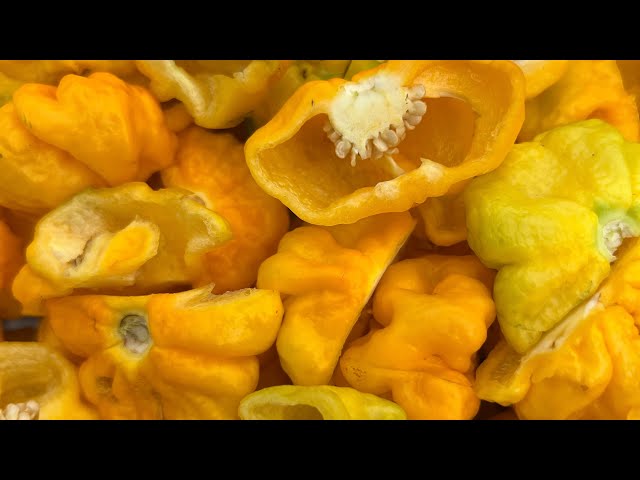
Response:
[0, 217, 23, 319]
[0, 342, 98, 420]
[475, 237, 640, 420]
[13, 182, 231, 313]
[245, 60, 525, 226]
[135, 60, 290, 129]
[257, 212, 416, 386]
[519, 60, 639, 142]
[0, 60, 140, 85]
[340, 255, 496, 419]
[12, 72, 178, 186]
[45, 285, 284, 419]
[161, 126, 290, 293]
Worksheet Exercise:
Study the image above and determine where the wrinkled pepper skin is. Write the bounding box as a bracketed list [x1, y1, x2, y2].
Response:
[12, 73, 178, 186]
[257, 212, 416, 386]
[512, 60, 569, 99]
[519, 60, 639, 142]
[135, 60, 290, 129]
[238, 385, 406, 420]
[0, 102, 107, 215]
[340, 255, 496, 420]
[17, 183, 231, 311]
[0, 342, 98, 419]
[0, 217, 23, 319]
[245, 60, 525, 226]
[45, 285, 284, 419]
[161, 127, 290, 293]
[466, 119, 640, 354]
[475, 237, 640, 420]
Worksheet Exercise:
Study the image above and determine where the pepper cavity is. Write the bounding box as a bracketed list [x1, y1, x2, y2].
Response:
[325, 72, 427, 168]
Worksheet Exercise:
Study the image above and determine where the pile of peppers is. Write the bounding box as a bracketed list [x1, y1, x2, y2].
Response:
[1, 59, 640, 420]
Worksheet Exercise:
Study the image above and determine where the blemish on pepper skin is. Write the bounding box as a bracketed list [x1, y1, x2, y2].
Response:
[311, 100, 314, 107]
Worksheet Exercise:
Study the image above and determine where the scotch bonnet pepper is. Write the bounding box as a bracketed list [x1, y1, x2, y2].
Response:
[45, 285, 283, 419]
[0, 342, 98, 420]
[475, 237, 640, 420]
[13, 182, 231, 312]
[339, 255, 496, 420]
[238, 385, 406, 420]
[135, 60, 290, 129]
[161, 127, 290, 294]
[257, 212, 416, 386]
[245, 60, 525, 226]
[519, 60, 639, 142]
[465, 119, 640, 354]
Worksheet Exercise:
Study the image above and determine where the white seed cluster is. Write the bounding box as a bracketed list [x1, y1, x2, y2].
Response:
[325, 84, 427, 167]
[0, 400, 40, 420]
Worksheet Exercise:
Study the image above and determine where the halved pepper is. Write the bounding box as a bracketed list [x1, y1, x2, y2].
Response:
[45, 285, 284, 419]
[339, 255, 496, 420]
[161, 126, 290, 293]
[14, 182, 231, 313]
[257, 211, 415, 386]
[12, 72, 178, 186]
[238, 385, 406, 420]
[0, 342, 98, 420]
[519, 60, 639, 142]
[0, 217, 23, 319]
[475, 237, 640, 420]
[135, 60, 290, 129]
[465, 119, 640, 353]
[245, 60, 525, 226]
[512, 60, 569, 99]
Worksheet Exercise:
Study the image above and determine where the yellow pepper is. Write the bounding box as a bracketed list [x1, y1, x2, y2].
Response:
[0, 217, 23, 319]
[135, 60, 290, 129]
[12, 72, 178, 186]
[0, 342, 98, 420]
[245, 60, 525, 226]
[519, 60, 639, 142]
[466, 119, 640, 353]
[475, 237, 640, 420]
[512, 60, 569, 99]
[161, 126, 290, 294]
[0, 60, 140, 85]
[339, 255, 496, 420]
[0, 102, 107, 215]
[238, 385, 406, 420]
[15, 182, 231, 313]
[257, 212, 416, 386]
[45, 285, 284, 419]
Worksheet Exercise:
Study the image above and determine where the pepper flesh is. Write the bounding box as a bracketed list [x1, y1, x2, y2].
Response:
[475, 237, 640, 420]
[519, 60, 639, 142]
[135, 60, 290, 129]
[257, 212, 416, 386]
[45, 285, 283, 419]
[12, 72, 178, 186]
[245, 60, 525, 226]
[466, 119, 640, 353]
[23, 182, 232, 304]
[238, 385, 406, 420]
[340, 255, 496, 419]
[161, 127, 290, 293]
[0, 342, 98, 419]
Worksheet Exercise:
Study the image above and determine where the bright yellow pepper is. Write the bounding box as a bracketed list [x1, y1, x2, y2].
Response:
[161, 126, 290, 294]
[238, 385, 406, 420]
[14, 182, 231, 314]
[519, 60, 639, 142]
[0, 342, 98, 420]
[257, 212, 416, 386]
[466, 119, 640, 353]
[245, 60, 525, 226]
[512, 60, 569, 99]
[340, 255, 496, 419]
[12, 72, 178, 186]
[45, 285, 283, 419]
[475, 237, 640, 420]
[135, 60, 290, 129]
